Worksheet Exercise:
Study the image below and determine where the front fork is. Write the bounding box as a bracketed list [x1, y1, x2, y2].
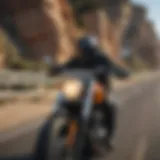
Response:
[66, 119, 78, 148]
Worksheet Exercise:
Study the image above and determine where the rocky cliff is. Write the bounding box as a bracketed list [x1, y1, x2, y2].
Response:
[0, 0, 159, 69]
[0, 0, 133, 66]
[0, 29, 6, 69]
[123, 4, 159, 69]
[0, 0, 77, 65]
[70, 0, 132, 66]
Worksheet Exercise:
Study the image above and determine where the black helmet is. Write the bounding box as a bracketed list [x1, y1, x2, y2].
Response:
[78, 36, 98, 50]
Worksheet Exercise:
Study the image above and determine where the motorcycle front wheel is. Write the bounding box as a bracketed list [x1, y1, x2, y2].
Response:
[34, 109, 69, 160]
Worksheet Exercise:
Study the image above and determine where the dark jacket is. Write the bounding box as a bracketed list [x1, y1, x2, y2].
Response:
[50, 46, 130, 90]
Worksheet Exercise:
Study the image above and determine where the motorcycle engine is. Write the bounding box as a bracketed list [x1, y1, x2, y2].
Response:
[89, 110, 108, 145]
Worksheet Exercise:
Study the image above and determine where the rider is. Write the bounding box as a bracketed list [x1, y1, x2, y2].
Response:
[50, 35, 130, 149]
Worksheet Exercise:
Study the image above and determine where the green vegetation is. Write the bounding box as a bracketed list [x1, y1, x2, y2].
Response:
[124, 54, 150, 72]
[5, 41, 47, 71]
[70, 0, 99, 14]
[7, 57, 48, 71]
[0, 29, 7, 54]
[0, 29, 48, 71]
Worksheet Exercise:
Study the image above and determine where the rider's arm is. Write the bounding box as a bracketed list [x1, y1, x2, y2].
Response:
[93, 48, 130, 78]
[111, 64, 130, 78]
[49, 56, 80, 76]
[63, 56, 81, 68]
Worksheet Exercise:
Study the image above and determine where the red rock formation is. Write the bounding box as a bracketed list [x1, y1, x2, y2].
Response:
[0, 0, 77, 64]
[42, 0, 77, 64]
[0, 29, 7, 69]
[82, 4, 132, 66]
[124, 4, 159, 68]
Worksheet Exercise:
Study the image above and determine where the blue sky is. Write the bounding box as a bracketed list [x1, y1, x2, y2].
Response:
[132, 0, 160, 36]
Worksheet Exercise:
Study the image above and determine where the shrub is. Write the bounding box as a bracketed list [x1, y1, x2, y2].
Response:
[7, 57, 48, 71]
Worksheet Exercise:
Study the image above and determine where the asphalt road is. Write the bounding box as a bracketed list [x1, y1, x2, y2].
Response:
[0, 75, 160, 160]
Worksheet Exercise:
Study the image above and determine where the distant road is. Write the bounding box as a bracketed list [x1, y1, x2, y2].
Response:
[0, 73, 160, 160]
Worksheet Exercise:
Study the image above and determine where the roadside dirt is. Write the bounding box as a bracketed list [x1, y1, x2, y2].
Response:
[0, 101, 52, 132]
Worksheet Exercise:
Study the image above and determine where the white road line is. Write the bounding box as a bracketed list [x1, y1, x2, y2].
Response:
[134, 136, 148, 160]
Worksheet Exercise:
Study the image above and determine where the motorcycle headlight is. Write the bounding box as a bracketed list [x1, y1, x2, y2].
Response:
[61, 79, 83, 101]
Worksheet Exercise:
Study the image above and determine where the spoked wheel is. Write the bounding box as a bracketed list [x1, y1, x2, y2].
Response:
[34, 109, 79, 160]
[47, 110, 68, 160]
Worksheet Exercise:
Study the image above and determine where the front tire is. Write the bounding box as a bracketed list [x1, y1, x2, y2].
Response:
[34, 109, 68, 160]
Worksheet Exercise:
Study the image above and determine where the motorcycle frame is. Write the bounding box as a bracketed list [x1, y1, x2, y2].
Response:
[48, 72, 96, 160]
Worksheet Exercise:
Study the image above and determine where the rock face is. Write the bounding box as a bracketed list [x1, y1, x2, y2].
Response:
[0, 0, 159, 69]
[0, 0, 77, 64]
[124, 4, 159, 69]
[0, 0, 133, 66]
[82, 2, 132, 65]
[70, 0, 159, 68]
[0, 28, 7, 69]
[42, 0, 77, 64]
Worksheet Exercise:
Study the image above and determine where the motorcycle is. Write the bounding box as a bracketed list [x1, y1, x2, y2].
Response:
[34, 69, 108, 160]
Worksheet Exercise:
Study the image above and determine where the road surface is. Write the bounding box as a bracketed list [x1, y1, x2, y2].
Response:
[0, 74, 160, 160]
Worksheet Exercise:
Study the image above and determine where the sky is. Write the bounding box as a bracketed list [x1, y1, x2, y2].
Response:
[132, 0, 160, 36]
